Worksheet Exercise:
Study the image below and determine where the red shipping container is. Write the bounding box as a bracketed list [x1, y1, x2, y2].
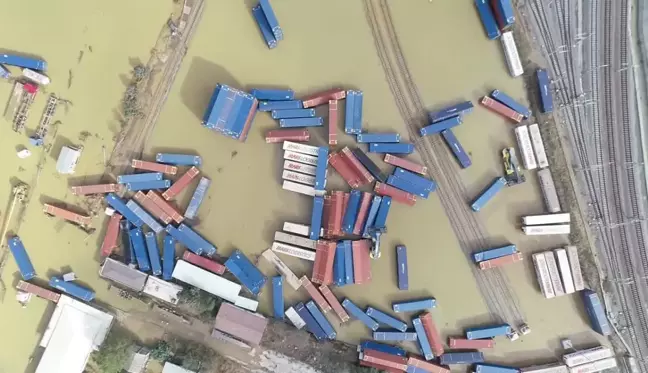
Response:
[340, 192, 349, 230]
[163, 166, 200, 200]
[147, 191, 184, 224]
[383, 154, 428, 175]
[319, 285, 349, 322]
[375, 182, 417, 206]
[362, 349, 407, 371]
[131, 159, 178, 175]
[353, 192, 373, 235]
[101, 213, 122, 257]
[133, 191, 173, 224]
[328, 100, 338, 145]
[300, 276, 332, 313]
[311, 241, 336, 285]
[71, 183, 120, 195]
[420, 312, 445, 356]
[330, 191, 344, 236]
[490, 0, 505, 29]
[360, 359, 401, 373]
[239, 98, 258, 142]
[407, 356, 450, 373]
[214, 303, 267, 346]
[448, 337, 495, 349]
[302, 88, 346, 108]
[352, 240, 372, 284]
[322, 195, 332, 237]
[265, 129, 310, 143]
[43, 204, 91, 226]
[183, 251, 226, 275]
[16, 280, 61, 303]
[329, 153, 362, 188]
[479, 252, 523, 270]
[480, 96, 523, 123]
[341, 147, 374, 184]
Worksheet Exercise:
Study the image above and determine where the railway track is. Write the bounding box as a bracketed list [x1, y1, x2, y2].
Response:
[363, 0, 525, 327]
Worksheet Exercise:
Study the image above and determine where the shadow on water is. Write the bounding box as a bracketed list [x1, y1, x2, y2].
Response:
[180, 57, 240, 121]
[48, 135, 77, 162]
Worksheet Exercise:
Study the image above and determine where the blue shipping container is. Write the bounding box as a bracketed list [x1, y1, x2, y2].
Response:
[106, 193, 144, 227]
[396, 245, 408, 290]
[475, 0, 501, 39]
[49, 277, 95, 301]
[342, 190, 362, 234]
[358, 341, 407, 357]
[272, 276, 284, 319]
[492, 0, 515, 29]
[537, 69, 553, 113]
[394, 167, 436, 192]
[0, 54, 47, 71]
[126, 200, 164, 234]
[258, 100, 302, 111]
[155, 153, 202, 166]
[373, 196, 392, 229]
[362, 195, 383, 238]
[185, 177, 211, 220]
[314, 147, 329, 191]
[165, 225, 203, 255]
[420, 116, 462, 136]
[0, 64, 10, 79]
[344, 91, 358, 134]
[471, 176, 507, 212]
[387, 175, 431, 199]
[203, 86, 235, 130]
[393, 298, 436, 313]
[117, 172, 162, 184]
[202, 85, 223, 126]
[251, 5, 277, 49]
[582, 289, 612, 336]
[342, 299, 379, 330]
[295, 302, 326, 340]
[356, 133, 401, 143]
[225, 249, 267, 295]
[429, 101, 474, 123]
[441, 129, 472, 168]
[353, 91, 364, 133]
[162, 234, 176, 280]
[369, 143, 414, 154]
[366, 307, 408, 332]
[129, 228, 151, 272]
[126, 180, 171, 192]
[251, 89, 294, 101]
[279, 117, 323, 128]
[258, 0, 283, 40]
[121, 220, 136, 266]
[352, 148, 386, 183]
[491, 90, 531, 118]
[407, 366, 431, 373]
[440, 352, 485, 365]
[219, 92, 245, 133]
[334, 243, 346, 286]
[8, 237, 36, 281]
[373, 331, 418, 342]
[271, 108, 315, 119]
[413, 317, 435, 360]
[178, 224, 217, 256]
[344, 241, 354, 285]
[310, 196, 325, 240]
[475, 363, 520, 373]
[306, 301, 337, 339]
[145, 232, 163, 276]
[466, 324, 511, 339]
[472, 244, 517, 263]
[228, 94, 258, 141]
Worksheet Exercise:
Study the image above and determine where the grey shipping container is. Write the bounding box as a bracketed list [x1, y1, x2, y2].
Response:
[99, 257, 148, 292]
[537, 168, 561, 213]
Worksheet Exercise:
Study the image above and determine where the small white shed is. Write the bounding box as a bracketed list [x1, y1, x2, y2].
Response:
[56, 146, 82, 174]
[163, 362, 196, 373]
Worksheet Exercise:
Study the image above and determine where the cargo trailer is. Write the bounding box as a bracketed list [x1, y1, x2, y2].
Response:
[252, 4, 276, 48]
[258, 0, 283, 40]
[480, 96, 523, 122]
[396, 245, 409, 290]
[16, 281, 60, 303]
[554, 248, 575, 294]
[163, 166, 200, 200]
[314, 147, 329, 191]
[285, 306, 306, 329]
[126, 200, 164, 233]
[184, 177, 210, 220]
[71, 183, 120, 195]
[342, 298, 379, 330]
[440, 352, 485, 365]
[0, 54, 47, 71]
[271, 241, 316, 261]
[369, 142, 414, 154]
[475, 363, 520, 373]
[251, 88, 293, 101]
[366, 307, 408, 331]
[225, 249, 267, 295]
[441, 129, 472, 168]
[279, 117, 323, 127]
[302, 88, 346, 108]
[172, 260, 241, 302]
[178, 224, 217, 256]
[491, 90, 531, 118]
[360, 349, 408, 371]
[272, 108, 315, 119]
[328, 99, 338, 145]
[344, 240, 354, 284]
[466, 324, 511, 339]
[515, 125, 538, 170]
[429, 101, 474, 123]
[8, 236, 36, 280]
[105, 193, 144, 227]
[582, 290, 611, 335]
[118, 172, 163, 184]
[272, 276, 284, 319]
[131, 159, 177, 175]
[352, 148, 386, 183]
[306, 300, 337, 339]
[319, 285, 349, 322]
[544, 251, 565, 296]
[420, 312, 444, 356]
[126, 179, 171, 192]
[359, 341, 407, 357]
[383, 154, 427, 175]
[501, 31, 523, 77]
[566, 246, 585, 291]
[523, 224, 570, 235]
[393, 298, 436, 313]
[100, 213, 122, 257]
[567, 357, 616, 373]
[373, 331, 418, 341]
[532, 252, 556, 298]
[523, 213, 570, 225]
[420, 116, 462, 136]
[260, 249, 301, 290]
[311, 240, 336, 285]
[129, 228, 151, 272]
[475, 0, 501, 39]
[49, 277, 95, 301]
[563, 346, 613, 367]
[537, 69, 553, 113]
[537, 169, 561, 212]
[528, 124, 549, 168]
[357, 133, 401, 143]
[413, 317, 435, 360]
[478, 252, 523, 269]
[294, 302, 326, 340]
[471, 177, 507, 212]
[375, 182, 418, 206]
[473, 244, 517, 262]
[449, 338, 495, 349]
[155, 153, 201, 166]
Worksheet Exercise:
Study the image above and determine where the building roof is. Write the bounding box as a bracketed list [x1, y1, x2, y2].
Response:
[163, 362, 196, 373]
[56, 146, 81, 174]
[35, 295, 114, 373]
[143, 276, 183, 304]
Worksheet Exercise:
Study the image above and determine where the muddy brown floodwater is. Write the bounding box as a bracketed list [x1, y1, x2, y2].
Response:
[0, 0, 609, 372]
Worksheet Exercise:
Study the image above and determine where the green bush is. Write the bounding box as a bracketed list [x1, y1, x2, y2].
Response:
[92, 329, 134, 373]
[150, 340, 173, 361]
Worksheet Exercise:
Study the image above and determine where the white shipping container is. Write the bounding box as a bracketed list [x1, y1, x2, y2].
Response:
[282, 170, 316, 186]
[283, 221, 323, 237]
[544, 252, 566, 296]
[522, 364, 568, 373]
[271, 241, 316, 261]
[282, 180, 316, 196]
[563, 346, 613, 367]
[283, 150, 318, 165]
[523, 213, 571, 225]
[501, 31, 524, 77]
[283, 141, 319, 156]
[172, 260, 241, 303]
[523, 224, 571, 235]
[274, 231, 317, 249]
[567, 357, 617, 373]
[261, 249, 302, 290]
[532, 252, 556, 298]
[235, 296, 259, 312]
[566, 246, 585, 291]
[529, 124, 549, 168]
[143, 276, 183, 305]
[283, 160, 316, 176]
[23, 68, 51, 85]
[285, 306, 306, 329]
[515, 125, 538, 170]
[538, 169, 561, 213]
[554, 248, 576, 294]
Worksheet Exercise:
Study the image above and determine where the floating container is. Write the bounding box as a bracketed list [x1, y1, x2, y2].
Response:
[471, 176, 507, 212]
[311, 241, 336, 285]
[544, 251, 565, 296]
[369, 143, 414, 154]
[279, 117, 323, 128]
[344, 240, 354, 285]
[342, 190, 362, 234]
[429, 101, 473, 123]
[283, 160, 316, 176]
[306, 300, 337, 339]
[357, 133, 400, 143]
[49, 277, 95, 302]
[126, 180, 171, 192]
[272, 108, 315, 119]
[408, 357, 450, 373]
[272, 276, 284, 319]
[172, 261, 241, 302]
[165, 225, 203, 255]
[333, 243, 346, 286]
[420, 116, 462, 136]
[373, 331, 418, 342]
[294, 302, 326, 340]
[261, 249, 302, 290]
[529, 124, 549, 168]
[129, 228, 151, 272]
[71, 183, 120, 195]
[284, 150, 318, 166]
[16, 281, 60, 303]
[145, 232, 162, 276]
[285, 306, 306, 329]
[475, 0, 501, 39]
[0, 64, 10, 79]
[117, 172, 163, 184]
[225, 249, 267, 295]
[394, 167, 436, 192]
[491, 0, 515, 29]
[491, 90, 531, 118]
[420, 312, 445, 356]
[147, 191, 184, 223]
[481, 96, 523, 122]
[328, 99, 339, 145]
[393, 298, 436, 313]
[478, 252, 523, 270]
[341, 147, 374, 184]
[100, 213, 122, 257]
[439, 352, 485, 365]
[353, 192, 374, 234]
[374, 182, 417, 206]
[366, 307, 408, 332]
[271, 241, 316, 261]
[126, 200, 164, 233]
[106, 193, 144, 227]
[162, 235, 176, 280]
[373, 196, 392, 229]
[413, 317, 435, 360]
[163, 167, 200, 200]
[582, 290, 611, 335]
[449, 338, 495, 349]
[472, 244, 517, 263]
[515, 125, 538, 170]
[387, 175, 431, 199]
[501, 31, 523, 77]
[352, 148, 386, 183]
[267, 129, 310, 143]
[8, 236, 36, 281]
[441, 129, 471, 168]
[0, 54, 46, 71]
[383, 154, 427, 175]
[314, 147, 329, 191]
[329, 152, 361, 188]
[178, 223, 217, 256]
[567, 357, 616, 373]
[554, 248, 575, 294]
[131, 159, 177, 175]
[251, 89, 293, 102]
[319, 285, 349, 322]
[466, 324, 511, 339]
[182, 251, 225, 275]
[362, 196, 383, 238]
[360, 349, 408, 371]
[563, 346, 613, 367]
[475, 363, 520, 373]
[310, 196, 325, 240]
[302, 88, 346, 108]
[258, 0, 283, 40]
[532, 252, 556, 298]
[259, 100, 302, 111]
[396, 245, 409, 290]
[342, 298, 379, 330]
[155, 153, 201, 166]
[537, 69, 553, 113]
[523, 213, 570, 225]
[274, 231, 316, 249]
[23, 68, 50, 85]
[300, 276, 332, 313]
[523, 224, 571, 235]
[185, 177, 211, 220]
[566, 246, 585, 291]
[359, 341, 407, 357]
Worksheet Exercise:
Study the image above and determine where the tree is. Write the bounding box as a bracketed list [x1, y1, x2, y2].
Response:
[178, 286, 221, 319]
[92, 329, 134, 373]
[150, 340, 173, 361]
[133, 65, 149, 81]
[181, 343, 213, 372]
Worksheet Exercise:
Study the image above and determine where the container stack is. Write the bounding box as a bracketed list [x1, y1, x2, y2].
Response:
[421, 101, 473, 169]
[202, 84, 258, 142]
[474, 0, 521, 77]
[532, 246, 585, 299]
[522, 213, 570, 235]
[471, 244, 523, 270]
[251, 0, 283, 49]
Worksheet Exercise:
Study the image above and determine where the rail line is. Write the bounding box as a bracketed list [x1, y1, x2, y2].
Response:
[363, 0, 525, 327]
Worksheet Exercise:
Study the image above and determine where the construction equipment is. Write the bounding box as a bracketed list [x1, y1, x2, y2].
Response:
[30, 94, 58, 146]
[0, 184, 29, 302]
[13, 83, 38, 133]
[502, 147, 525, 186]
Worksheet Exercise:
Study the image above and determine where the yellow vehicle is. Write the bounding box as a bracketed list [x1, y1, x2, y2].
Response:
[502, 147, 525, 186]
